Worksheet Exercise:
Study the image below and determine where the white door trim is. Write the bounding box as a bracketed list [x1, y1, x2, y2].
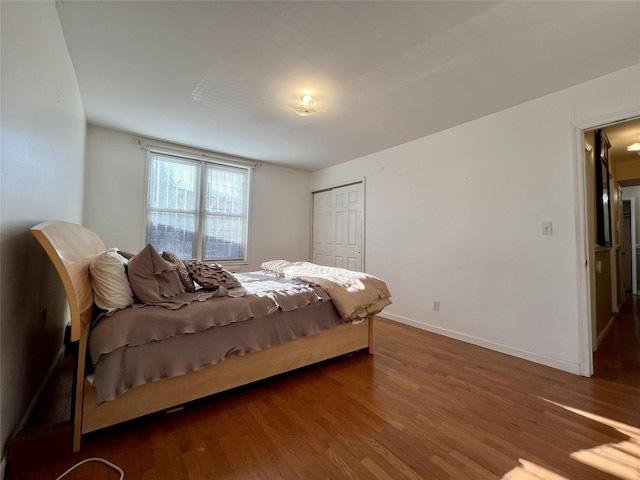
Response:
[622, 197, 637, 295]
[573, 126, 593, 377]
[312, 177, 366, 195]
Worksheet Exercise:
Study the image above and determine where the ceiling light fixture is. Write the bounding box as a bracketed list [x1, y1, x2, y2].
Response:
[288, 95, 323, 116]
[627, 143, 640, 152]
[627, 143, 640, 156]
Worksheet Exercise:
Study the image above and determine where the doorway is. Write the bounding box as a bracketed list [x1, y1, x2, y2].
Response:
[579, 116, 640, 377]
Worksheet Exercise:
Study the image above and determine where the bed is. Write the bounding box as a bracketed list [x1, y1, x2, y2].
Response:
[31, 221, 391, 452]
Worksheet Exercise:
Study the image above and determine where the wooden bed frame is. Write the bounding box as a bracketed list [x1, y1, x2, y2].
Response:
[31, 221, 373, 452]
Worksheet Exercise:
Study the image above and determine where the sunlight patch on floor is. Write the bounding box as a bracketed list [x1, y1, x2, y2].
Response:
[543, 398, 640, 480]
[501, 399, 640, 479]
[501, 459, 570, 479]
[571, 444, 640, 480]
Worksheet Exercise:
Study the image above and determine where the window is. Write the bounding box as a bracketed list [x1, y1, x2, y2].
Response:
[146, 149, 251, 262]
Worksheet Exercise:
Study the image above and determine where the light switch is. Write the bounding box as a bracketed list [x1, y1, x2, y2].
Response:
[542, 222, 553, 235]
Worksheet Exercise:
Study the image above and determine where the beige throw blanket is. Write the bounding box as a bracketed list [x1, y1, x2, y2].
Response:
[261, 260, 392, 320]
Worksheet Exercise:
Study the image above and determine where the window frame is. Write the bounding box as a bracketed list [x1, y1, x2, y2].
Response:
[145, 146, 252, 264]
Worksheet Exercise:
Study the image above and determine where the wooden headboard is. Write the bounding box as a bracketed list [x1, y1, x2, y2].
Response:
[31, 221, 105, 341]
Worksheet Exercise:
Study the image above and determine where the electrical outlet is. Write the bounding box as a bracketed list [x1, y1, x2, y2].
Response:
[542, 221, 553, 235]
[433, 301, 440, 312]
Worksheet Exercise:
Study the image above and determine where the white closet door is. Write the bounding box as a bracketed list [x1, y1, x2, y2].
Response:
[313, 182, 363, 271]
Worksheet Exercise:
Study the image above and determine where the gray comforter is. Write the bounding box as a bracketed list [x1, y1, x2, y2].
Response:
[88, 271, 343, 403]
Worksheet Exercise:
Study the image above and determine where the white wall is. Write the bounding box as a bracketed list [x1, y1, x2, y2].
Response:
[622, 185, 640, 285]
[312, 64, 640, 375]
[0, 0, 86, 472]
[622, 186, 640, 237]
[83, 126, 312, 271]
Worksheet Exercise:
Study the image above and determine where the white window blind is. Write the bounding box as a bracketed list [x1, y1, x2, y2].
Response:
[146, 149, 251, 262]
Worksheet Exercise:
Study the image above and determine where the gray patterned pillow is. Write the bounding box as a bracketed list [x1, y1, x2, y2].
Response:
[161, 250, 195, 293]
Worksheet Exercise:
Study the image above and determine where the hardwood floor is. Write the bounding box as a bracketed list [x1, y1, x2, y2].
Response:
[594, 294, 640, 387]
[11, 317, 640, 480]
[25, 354, 74, 428]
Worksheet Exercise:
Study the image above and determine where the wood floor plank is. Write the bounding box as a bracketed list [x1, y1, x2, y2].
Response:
[12, 313, 640, 480]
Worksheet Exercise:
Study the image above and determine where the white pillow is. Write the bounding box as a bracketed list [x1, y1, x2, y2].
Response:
[90, 248, 135, 313]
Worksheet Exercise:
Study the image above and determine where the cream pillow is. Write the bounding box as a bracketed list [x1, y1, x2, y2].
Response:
[90, 248, 135, 313]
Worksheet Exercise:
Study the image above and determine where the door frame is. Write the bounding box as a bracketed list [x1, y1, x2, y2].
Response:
[574, 125, 594, 376]
[621, 197, 637, 294]
[574, 110, 640, 377]
[311, 178, 366, 271]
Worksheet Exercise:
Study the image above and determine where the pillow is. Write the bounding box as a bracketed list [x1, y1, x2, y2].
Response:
[127, 243, 185, 304]
[89, 248, 135, 313]
[161, 250, 195, 293]
[261, 259, 292, 274]
[117, 250, 136, 260]
[185, 261, 241, 290]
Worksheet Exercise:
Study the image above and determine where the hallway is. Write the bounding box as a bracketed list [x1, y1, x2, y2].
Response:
[593, 294, 640, 387]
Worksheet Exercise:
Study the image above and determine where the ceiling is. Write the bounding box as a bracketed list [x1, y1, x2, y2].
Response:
[56, 1, 640, 171]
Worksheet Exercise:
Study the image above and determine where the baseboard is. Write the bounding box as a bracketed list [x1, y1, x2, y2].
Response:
[16, 345, 66, 433]
[378, 312, 581, 375]
[596, 315, 616, 349]
[7, 422, 72, 477]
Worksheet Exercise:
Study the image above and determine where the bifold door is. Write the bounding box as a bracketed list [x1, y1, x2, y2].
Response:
[312, 182, 364, 271]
